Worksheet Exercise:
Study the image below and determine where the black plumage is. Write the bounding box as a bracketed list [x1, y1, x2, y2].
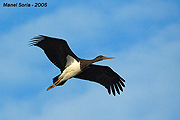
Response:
[30, 35, 125, 96]
[30, 35, 79, 71]
[75, 65, 125, 96]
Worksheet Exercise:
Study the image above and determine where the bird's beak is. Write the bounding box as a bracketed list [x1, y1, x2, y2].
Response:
[103, 56, 115, 60]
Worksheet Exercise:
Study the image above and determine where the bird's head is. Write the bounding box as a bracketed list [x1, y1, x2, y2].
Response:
[93, 55, 115, 62]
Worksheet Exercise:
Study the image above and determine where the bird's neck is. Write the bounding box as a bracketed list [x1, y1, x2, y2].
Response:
[79, 58, 100, 70]
[91, 58, 101, 63]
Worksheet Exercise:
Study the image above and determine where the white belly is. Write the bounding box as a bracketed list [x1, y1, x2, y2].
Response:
[59, 55, 81, 82]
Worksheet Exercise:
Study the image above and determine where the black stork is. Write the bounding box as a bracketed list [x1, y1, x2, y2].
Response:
[29, 35, 125, 96]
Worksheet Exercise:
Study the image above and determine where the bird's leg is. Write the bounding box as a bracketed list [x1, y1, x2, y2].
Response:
[46, 76, 63, 91]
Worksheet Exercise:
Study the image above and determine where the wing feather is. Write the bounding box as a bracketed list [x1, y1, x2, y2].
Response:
[30, 35, 79, 71]
[74, 64, 125, 96]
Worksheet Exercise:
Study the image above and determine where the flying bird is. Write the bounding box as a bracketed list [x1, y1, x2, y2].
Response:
[29, 35, 125, 96]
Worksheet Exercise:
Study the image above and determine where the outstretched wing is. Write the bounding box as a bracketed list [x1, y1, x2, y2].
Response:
[29, 35, 79, 71]
[74, 64, 125, 96]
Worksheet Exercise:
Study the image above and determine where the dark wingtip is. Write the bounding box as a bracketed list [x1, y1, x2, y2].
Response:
[28, 40, 39, 46]
[120, 76, 126, 82]
[106, 86, 111, 95]
[106, 83, 124, 96]
[117, 82, 123, 92]
[119, 80, 125, 87]
[29, 35, 45, 47]
[31, 35, 45, 41]
[111, 85, 116, 96]
[114, 83, 120, 95]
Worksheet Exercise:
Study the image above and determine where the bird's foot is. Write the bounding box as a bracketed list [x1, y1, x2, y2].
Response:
[46, 76, 63, 91]
[46, 84, 55, 91]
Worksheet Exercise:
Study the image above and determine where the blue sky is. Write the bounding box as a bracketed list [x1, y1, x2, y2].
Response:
[0, 0, 180, 119]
